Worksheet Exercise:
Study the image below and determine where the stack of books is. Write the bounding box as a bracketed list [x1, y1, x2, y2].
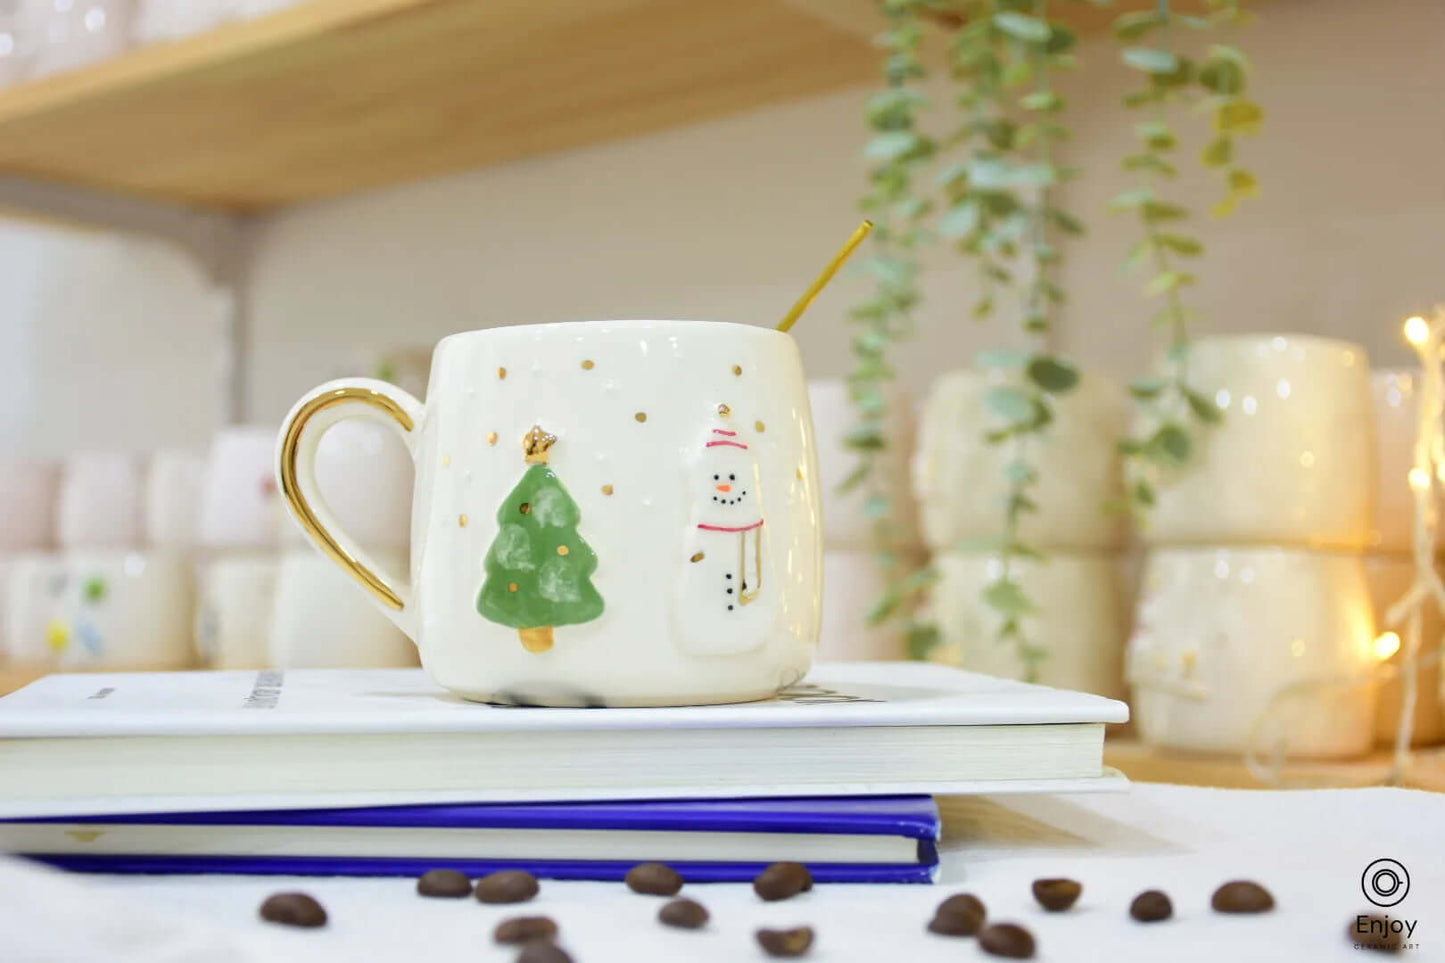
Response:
[0, 662, 1127, 883]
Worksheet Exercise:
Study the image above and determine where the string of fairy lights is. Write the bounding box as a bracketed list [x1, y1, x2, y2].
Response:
[1245, 308, 1445, 786]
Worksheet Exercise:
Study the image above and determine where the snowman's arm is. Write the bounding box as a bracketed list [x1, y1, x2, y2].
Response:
[739, 526, 763, 605]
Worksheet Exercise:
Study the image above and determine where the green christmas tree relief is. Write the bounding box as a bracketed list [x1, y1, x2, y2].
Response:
[477, 425, 603, 652]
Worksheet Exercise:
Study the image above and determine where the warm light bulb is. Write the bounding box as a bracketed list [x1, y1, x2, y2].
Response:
[1373, 631, 1401, 661]
[1404, 315, 1430, 346]
[1409, 467, 1431, 491]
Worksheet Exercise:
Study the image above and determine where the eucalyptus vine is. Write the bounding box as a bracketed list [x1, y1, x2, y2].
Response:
[1112, 0, 1262, 510]
[849, 0, 938, 658]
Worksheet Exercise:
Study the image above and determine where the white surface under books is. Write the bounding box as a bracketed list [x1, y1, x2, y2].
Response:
[0, 662, 1129, 737]
[3, 783, 1440, 963]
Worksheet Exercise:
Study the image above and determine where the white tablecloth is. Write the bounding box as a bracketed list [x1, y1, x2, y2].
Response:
[4, 784, 1441, 962]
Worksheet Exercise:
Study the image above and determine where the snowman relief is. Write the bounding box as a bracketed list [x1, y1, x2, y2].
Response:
[673, 416, 776, 656]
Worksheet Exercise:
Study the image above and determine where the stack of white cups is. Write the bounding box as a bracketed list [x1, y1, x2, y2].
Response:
[0, 459, 60, 665]
[914, 370, 1130, 698]
[807, 380, 923, 661]
[7, 452, 195, 672]
[1366, 369, 1443, 746]
[271, 420, 416, 669]
[1128, 335, 1380, 759]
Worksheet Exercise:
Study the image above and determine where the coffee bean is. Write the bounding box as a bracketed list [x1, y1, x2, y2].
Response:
[476, 870, 540, 904]
[259, 892, 327, 928]
[1350, 915, 1404, 953]
[494, 916, 559, 944]
[753, 862, 812, 901]
[416, 869, 472, 898]
[517, 942, 573, 963]
[658, 898, 709, 929]
[1031, 878, 1082, 912]
[625, 862, 684, 896]
[756, 926, 814, 957]
[927, 892, 986, 936]
[978, 923, 1035, 959]
[1129, 889, 1173, 922]
[1211, 880, 1274, 914]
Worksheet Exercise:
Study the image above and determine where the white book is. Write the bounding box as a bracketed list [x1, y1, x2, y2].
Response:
[0, 662, 1128, 818]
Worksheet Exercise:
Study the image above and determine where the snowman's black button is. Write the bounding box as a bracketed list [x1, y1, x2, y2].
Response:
[728, 605, 734, 611]
[726, 588, 733, 594]
[725, 574, 732, 580]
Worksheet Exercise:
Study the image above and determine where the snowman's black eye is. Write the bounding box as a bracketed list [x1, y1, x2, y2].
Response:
[713, 474, 719, 480]
[729, 474, 735, 481]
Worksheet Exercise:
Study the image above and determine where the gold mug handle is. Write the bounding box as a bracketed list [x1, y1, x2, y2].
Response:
[276, 378, 423, 637]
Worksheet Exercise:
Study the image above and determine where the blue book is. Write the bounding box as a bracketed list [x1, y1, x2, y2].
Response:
[2, 795, 941, 884]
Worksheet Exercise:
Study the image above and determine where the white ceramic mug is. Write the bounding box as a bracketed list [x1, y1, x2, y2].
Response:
[1142, 335, 1375, 549]
[1369, 369, 1431, 554]
[0, 458, 59, 551]
[816, 549, 910, 662]
[913, 370, 1128, 552]
[3, 551, 194, 671]
[199, 427, 282, 551]
[927, 550, 1127, 699]
[268, 551, 415, 669]
[808, 380, 919, 550]
[145, 450, 206, 551]
[195, 554, 279, 670]
[57, 452, 143, 549]
[276, 320, 822, 706]
[1128, 546, 1378, 758]
[1362, 554, 1443, 746]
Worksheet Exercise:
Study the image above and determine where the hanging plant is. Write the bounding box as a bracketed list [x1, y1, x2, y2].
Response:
[1112, 0, 1263, 510]
[848, 0, 939, 659]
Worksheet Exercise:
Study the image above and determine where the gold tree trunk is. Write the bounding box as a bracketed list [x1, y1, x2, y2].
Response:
[519, 626, 555, 653]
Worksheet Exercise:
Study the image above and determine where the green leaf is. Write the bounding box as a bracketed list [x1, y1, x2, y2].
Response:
[1113, 10, 1161, 41]
[1123, 88, 1163, 109]
[864, 131, 920, 161]
[843, 425, 886, 450]
[906, 622, 941, 661]
[1142, 200, 1188, 222]
[1144, 270, 1196, 296]
[1026, 356, 1080, 393]
[1046, 207, 1085, 235]
[1109, 188, 1153, 211]
[1020, 90, 1063, 112]
[1135, 120, 1176, 151]
[1121, 47, 1179, 74]
[836, 461, 870, 494]
[1149, 423, 1193, 465]
[1215, 100, 1264, 135]
[1023, 312, 1049, 334]
[1129, 376, 1170, 399]
[863, 493, 892, 519]
[984, 385, 1035, 424]
[1198, 57, 1245, 95]
[1123, 239, 1152, 274]
[1003, 459, 1037, 486]
[993, 11, 1051, 43]
[1157, 233, 1203, 256]
[935, 161, 969, 188]
[1228, 168, 1261, 197]
[1208, 43, 1249, 65]
[982, 578, 1035, 616]
[976, 348, 1029, 369]
[938, 201, 982, 239]
[1123, 152, 1178, 177]
[1184, 387, 1225, 424]
[972, 296, 994, 320]
[1045, 24, 1076, 54]
[1132, 479, 1157, 508]
[1201, 137, 1233, 168]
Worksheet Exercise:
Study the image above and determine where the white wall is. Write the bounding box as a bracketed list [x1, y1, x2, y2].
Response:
[0, 0, 1439, 451]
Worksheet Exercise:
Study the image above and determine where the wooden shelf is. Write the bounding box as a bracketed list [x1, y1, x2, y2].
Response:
[1106, 738, 1445, 793]
[0, 0, 880, 211]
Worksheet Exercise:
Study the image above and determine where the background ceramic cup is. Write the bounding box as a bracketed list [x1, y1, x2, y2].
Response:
[276, 419, 413, 553]
[145, 450, 205, 551]
[816, 549, 908, 662]
[1142, 335, 1375, 549]
[0, 458, 59, 551]
[927, 550, 1127, 699]
[57, 452, 143, 549]
[807, 379, 919, 550]
[199, 426, 282, 551]
[913, 370, 1128, 552]
[1361, 554, 1444, 746]
[276, 320, 822, 706]
[1128, 546, 1378, 759]
[3, 551, 193, 670]
[268, 551, 414, 669]
[195, 555, 279, 670]
[1369, 368, 1428, 554]
[21, 0, 134, 79]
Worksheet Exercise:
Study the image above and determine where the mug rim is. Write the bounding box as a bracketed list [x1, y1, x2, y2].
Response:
[436, 318, 796, 352]
[1187, 332, 1368, 356]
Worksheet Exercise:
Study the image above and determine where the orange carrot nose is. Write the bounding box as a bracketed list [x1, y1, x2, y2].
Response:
[715, 484, 732, 493]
